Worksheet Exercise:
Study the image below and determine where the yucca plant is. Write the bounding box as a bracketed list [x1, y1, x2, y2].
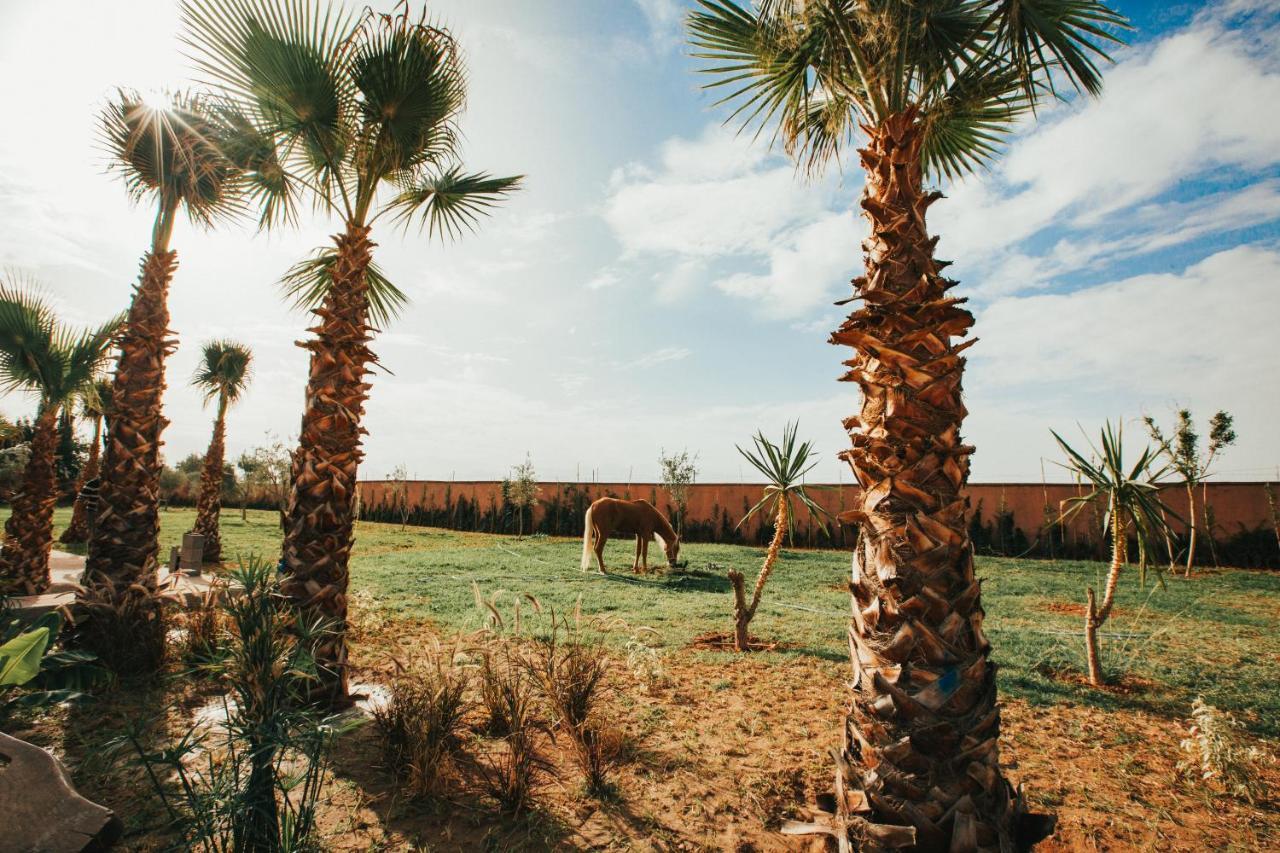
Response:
[181, 0, 521, 705]
[1054, 421, 1176, 687]
[0, 282, 121, 595]
[191, 340, 253, 563]
[730, 422, 827, 652]
[86, 90, 268, 606]
[60, 378, 113, 545]
[689, 0, 1126, 846]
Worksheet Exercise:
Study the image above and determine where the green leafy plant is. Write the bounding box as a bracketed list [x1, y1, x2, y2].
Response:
[120, 558, 343, 852]
[1054, 421, 1176, 686]
[506, 454, 540, 539]
[729, 422, 828, 652]
[658, 448, 699, 535]
[1, 610, 110, 716]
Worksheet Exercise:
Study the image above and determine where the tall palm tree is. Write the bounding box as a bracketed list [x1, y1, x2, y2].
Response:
[689, 1, 1126, 847]
[182, 0, 521, 704]
[86, 91, 256, 598]
[60, 379, 113, 545]
[1053, 422, 1174, 687]
[730, 422, 828, 651]
[0, 283, 122, 595]
[190, 340, 253, 563]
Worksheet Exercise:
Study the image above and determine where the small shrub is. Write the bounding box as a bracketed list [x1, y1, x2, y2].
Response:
[623, 629, 667, 691]
[76, 575, 171, 679]
[478, 640, 536, 738]
[1177, 697, 1272, 804]
[372, 637, 473, 799]
[181, 580, 228, 667]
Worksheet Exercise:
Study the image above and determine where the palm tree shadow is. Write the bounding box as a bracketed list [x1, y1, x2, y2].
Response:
[326, 721, 575, 850]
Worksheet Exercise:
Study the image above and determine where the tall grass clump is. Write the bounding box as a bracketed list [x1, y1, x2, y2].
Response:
[120, 558, 342, 852]
[372, 637, 473, 799]
[1178, 697, 1273, 804]
[529, 611, 620, 797]
[475, 638, 552, 816]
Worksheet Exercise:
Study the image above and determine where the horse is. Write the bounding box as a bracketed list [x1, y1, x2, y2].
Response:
[579, 497, 680, 574]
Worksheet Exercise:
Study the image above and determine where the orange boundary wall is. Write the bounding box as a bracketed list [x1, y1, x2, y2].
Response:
[356, 479, 1279, 543]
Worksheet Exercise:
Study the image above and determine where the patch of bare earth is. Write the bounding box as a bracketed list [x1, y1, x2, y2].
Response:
[10, 616, 1277, 851]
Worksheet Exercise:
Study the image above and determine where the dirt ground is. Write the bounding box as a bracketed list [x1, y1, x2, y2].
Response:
[10, 614, 1278, 852]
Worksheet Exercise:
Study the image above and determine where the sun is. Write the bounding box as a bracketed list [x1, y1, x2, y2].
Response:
[139, 90, 172, 113]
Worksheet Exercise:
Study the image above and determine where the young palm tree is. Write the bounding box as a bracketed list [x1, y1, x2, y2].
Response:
[182, 0, 521, 703]
[190, 340, 253, 563]
[86, 91, 255, 597]
[0, 284, 122, 595]
[1054, 422, 1174, 687]
[689, 0, 1126, 847]
[60, 379, 113, 545]
[730, 422, 828, 652]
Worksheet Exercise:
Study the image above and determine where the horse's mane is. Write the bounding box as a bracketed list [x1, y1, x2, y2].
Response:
[649, 503, 677, 545]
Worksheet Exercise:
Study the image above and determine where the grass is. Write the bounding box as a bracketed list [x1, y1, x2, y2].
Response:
[26, 505, 1280, 735]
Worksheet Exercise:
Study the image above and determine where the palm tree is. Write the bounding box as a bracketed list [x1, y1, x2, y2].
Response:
[689, 0, 1126, 847]
[730, 422, 827, 652]
[182, 0, 521, 703]
[1053, 422, 1174, 687]
[0, 283, 122, 595]
[60, 379, 113, 545]
[86, 91, 256, 597]
[190, 340, 253, 563]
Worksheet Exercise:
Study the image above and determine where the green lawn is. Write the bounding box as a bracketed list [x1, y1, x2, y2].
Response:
[33, 505, 1280, 736]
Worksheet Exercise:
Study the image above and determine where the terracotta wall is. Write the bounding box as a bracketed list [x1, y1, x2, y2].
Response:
[357, 479, 1280, 542]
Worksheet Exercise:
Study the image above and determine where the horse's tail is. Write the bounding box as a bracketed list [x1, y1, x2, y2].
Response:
[580, 506, 595, 571]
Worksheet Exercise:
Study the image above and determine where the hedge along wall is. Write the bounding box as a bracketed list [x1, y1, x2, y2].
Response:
[355, 480, 1280, 568]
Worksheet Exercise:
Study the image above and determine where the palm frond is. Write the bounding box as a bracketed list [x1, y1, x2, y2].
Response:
[99, 90, 245, 227]
[735, 421, 830, 533]
[280, 247, 406, 327]
[388, 167, 522, 239]
[989, 0, 1130, 99]
[192, 339, 254, 405]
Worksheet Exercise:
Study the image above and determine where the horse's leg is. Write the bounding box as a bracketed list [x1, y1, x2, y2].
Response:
[632, 535, 642, 573]
[594, 529, 608, 574]
[642, 535, 650, 572]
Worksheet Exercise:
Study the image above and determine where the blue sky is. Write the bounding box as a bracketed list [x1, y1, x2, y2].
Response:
[0, 0, 1277, 483]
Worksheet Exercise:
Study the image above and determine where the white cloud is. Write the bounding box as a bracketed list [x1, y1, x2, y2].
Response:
[714, 213, 858, 319]
[629, 0, 686, 52]
[630, 346, 691, 368]
[937, 17, 1280, 263]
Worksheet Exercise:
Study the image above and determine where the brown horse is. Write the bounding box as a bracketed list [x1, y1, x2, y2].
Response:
[580, 497, 679, 574]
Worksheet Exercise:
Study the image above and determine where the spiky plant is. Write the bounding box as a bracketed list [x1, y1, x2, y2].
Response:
[1053, 421, 1175, 687]
[182, 0, 521, 705]
[190, 340, 253, 563]
[86, 90, 266, 608]
[689, 0, 1127, 846]
[60, 379, 113, 545]
[0, 281, 122, 594]
[730, 422, 827, 652]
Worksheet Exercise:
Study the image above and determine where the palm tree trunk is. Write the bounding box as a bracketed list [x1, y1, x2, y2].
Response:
[0, 406, 62, 595]
[192, 396, 228, 563]
[729, 497, 788, 652]
[279, 222, 375, 706]
[84, 246, 178, 594]
[820, 111, 1040, 851]
[1085, 499, 1126, 686]
[60, 415, 103, 544]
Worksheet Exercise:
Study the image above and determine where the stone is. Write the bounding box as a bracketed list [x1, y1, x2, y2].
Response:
[0, 732, 122, 851]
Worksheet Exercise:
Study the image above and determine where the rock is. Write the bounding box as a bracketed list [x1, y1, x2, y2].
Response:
[0, 732, 121, 851]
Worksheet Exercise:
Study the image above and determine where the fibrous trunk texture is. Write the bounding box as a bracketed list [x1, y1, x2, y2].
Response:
[84, 250, 178, 594]
[0, 407, 62, 595]
[60, 415, 103, 544]
[1184, 481, 1197, 575]
[1085, 497, 1126, 687]
[812, 112, 1042, 852]
[192, 401, 227, 563]
[280, 223, 375, 706]
[728, 497, 789, 652]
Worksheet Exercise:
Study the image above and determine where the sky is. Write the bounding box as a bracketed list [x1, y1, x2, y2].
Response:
[0, 0, 1277, 485]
